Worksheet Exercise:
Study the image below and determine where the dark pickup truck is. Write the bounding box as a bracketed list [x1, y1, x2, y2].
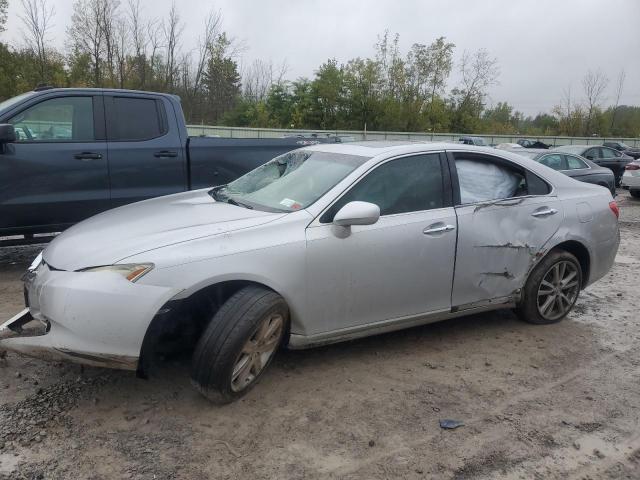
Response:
[0, 88, 337, 237]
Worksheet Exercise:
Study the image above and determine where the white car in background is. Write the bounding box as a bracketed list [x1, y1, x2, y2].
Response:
[622, 159, 640, 198]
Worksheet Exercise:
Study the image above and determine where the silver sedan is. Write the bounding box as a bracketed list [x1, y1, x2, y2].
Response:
[1, 142, 620, 403]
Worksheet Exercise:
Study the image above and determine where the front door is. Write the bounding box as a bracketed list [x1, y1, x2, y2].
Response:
[304, 153, 457, 336]
[450, 152, 563, 309]
[0, 95, 109, 234]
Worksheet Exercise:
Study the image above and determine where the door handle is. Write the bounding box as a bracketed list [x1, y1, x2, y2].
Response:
[423, 224, 456, 235]
[153, 150, 178, 158]
[73, 152, 102, 161]
[531, 208, 558, 217]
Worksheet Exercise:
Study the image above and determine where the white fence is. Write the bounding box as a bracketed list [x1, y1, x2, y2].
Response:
[186, 125, 640, 147]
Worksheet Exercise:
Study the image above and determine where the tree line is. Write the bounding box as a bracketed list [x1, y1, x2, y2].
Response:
[0, 0, 638, 138]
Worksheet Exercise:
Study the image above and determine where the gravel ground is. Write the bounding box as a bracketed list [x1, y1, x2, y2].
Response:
[1, 190, 640, 479]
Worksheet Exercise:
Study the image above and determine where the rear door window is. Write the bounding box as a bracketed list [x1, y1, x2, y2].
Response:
[454, 153, 550, 204]
[601, 147, 621, 158]
[585, 148, 602, 160]
[107, 97, 166, 141]
[538, 154, 566, 170]
[565, 155, 589, 170]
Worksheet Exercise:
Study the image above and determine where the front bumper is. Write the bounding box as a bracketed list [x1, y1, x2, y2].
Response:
[0, 263, 179, 370]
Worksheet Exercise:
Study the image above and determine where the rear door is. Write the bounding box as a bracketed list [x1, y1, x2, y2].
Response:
[105, 94, 186, 208]
[0, 94, 109, 233]
[449, 151, 563, 309]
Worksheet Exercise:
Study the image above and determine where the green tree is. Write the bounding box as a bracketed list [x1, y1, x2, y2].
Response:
[311, 59, 343, 129]
[202, 33, 241, 124]
[342, 58, 381, 130]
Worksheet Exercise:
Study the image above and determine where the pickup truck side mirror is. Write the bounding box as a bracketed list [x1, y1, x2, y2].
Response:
[0, 124, 17, 145]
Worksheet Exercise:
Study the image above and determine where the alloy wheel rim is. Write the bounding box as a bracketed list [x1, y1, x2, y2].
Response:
[230, 314, 284, 392]
[536, 261, 580, 321]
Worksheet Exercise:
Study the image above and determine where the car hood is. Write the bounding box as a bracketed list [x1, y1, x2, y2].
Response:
[43, 189, 285, 271]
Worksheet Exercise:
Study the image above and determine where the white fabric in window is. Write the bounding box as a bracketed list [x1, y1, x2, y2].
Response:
[456, 160, 520, 204]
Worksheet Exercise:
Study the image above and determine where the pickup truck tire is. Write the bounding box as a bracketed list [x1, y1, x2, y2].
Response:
[191, 285, 288, 404]
[516, 250, 582, 325]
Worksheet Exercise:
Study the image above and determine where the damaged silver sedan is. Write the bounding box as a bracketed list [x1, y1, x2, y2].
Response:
[1, 142, 620, 403]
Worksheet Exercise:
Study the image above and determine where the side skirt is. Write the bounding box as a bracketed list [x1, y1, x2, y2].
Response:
[287, 297, 516, 350]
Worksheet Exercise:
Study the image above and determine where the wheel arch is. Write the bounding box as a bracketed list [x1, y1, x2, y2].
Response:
[545, 239, 591, 288]
[137, 279, 286, 378]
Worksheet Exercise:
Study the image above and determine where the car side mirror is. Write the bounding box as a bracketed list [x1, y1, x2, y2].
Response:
[333, 201, 380, 228]
[0, 124, 17, 145]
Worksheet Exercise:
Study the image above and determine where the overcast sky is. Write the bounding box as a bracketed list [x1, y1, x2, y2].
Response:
[2, 0, 639, 116]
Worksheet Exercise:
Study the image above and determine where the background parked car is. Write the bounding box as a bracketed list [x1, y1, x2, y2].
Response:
[552, 145, 632, 186]
[603, 141, 640, 159]
[621, 159, 640, 198]
[517, 139, 550, 149]
[513, 150, 616, 196]
[458, 136, 488, 146]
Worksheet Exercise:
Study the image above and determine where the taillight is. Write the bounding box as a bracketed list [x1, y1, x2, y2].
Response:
[609, 201, 619, 219]
[626, 163, 640, 170]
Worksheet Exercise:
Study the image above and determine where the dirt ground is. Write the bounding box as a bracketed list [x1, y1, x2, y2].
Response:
[1, 191, 640, 480]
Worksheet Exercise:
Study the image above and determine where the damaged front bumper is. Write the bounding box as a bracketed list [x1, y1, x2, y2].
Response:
[0, 309, 48, 342]
[0, 262, 179, 371]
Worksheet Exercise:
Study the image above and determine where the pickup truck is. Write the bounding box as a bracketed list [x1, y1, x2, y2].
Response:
[0, 87, 337, 238]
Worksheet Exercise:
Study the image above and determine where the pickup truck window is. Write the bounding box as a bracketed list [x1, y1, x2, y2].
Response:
[8, 96, 94, 142]
[108, 97, 166, 141]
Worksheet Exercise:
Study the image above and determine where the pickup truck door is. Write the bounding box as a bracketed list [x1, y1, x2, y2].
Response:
[304, 153, 456, 336]
[0, 94, 109, 234]
[105, 94, 186, 208]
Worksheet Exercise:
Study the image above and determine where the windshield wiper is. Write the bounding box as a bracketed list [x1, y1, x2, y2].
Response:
[226, 197, 253, 209]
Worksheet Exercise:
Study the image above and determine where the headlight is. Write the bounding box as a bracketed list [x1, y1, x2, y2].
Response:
[79, 263, 154, 282]
[29, 251, 43, 271]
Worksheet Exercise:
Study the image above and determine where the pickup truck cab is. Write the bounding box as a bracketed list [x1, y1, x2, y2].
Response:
[0, 87, 336, 237]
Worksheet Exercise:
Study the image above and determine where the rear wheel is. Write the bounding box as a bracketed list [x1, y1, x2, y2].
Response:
[516, 250, 582, 325]
[191, 286, 288, 404]
[630, 189, 640, 199]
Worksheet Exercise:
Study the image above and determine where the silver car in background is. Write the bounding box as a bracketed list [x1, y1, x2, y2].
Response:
[1, 142, 620, 403]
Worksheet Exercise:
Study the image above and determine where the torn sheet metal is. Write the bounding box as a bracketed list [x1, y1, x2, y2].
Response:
[452, 196, 563, 309]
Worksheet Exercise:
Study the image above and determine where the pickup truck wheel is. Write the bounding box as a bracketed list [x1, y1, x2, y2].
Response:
[516, 250, 582, 325]
[191, 286, 288, 404]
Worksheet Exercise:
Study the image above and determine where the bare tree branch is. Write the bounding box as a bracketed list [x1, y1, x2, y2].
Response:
[19, 0, 55, 82]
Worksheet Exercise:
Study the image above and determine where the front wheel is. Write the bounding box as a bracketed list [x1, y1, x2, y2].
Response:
[516, 250, 582, 325]
[191, 286, 288, 404]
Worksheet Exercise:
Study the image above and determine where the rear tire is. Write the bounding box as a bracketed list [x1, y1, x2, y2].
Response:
[516, 250, 582, 325]
[191, 286, 288, 404]
[630, 190, 640, 199]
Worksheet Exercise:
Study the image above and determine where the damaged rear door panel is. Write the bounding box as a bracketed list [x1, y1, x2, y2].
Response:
[448, 151, 563, 309]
